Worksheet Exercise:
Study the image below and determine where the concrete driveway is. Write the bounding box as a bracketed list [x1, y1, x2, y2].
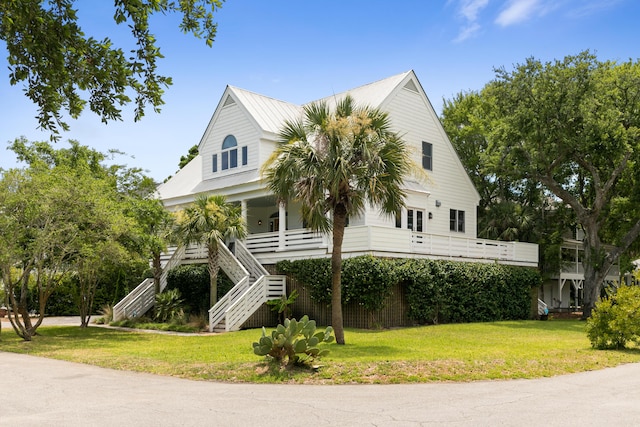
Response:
[1, 349, 640, 426]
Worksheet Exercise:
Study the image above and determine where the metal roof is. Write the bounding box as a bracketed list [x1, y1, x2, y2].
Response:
[228, 71, 414, 134]
[227, 87, 303, 134]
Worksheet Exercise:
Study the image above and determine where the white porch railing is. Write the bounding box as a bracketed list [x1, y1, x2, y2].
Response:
[218, 240, 250, 285]
[235, 240, 268, 279]
[114, 239, 285, 331]
[223, 275, 286, 332]
[412, 233, 516, 260]
[245, 228, 326, 253]
[113, 245, 186, 321]
[159, 245, 185, 293]
[209, 239, 251, 331]
[243, 226, 537, 266]
[209, 241, 286, 332]
[112, 278, 155, 321]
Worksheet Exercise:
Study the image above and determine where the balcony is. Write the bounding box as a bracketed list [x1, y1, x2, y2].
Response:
[244, 226, 538, 267]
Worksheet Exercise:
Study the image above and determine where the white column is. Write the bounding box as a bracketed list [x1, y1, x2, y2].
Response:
[278, 201, 286, 251]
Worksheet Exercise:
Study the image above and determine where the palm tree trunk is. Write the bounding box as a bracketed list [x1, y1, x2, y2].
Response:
[332, 206, 347, 345]
[208, 243, 219, 308]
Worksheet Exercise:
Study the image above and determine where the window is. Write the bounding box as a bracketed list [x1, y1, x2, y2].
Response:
[212, 154, 217, 173]
[422, 141, 433, 171]
[220, 135, 246, 171]
[398, 208, 425, 232]
[450, 209, 465, 233]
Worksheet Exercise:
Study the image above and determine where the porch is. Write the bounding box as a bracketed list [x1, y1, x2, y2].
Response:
[540, 239, 621, 310]
[242, 225, 538, 267]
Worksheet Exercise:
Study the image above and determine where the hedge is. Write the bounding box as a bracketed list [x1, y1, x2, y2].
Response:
[277, 256, 540, 325]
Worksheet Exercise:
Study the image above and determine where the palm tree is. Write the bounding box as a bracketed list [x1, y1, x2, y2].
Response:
[263, 95, 413, 344]
[174, 194, 246, 307]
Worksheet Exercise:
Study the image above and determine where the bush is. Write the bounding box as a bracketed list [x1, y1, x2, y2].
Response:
[342, 256, 396, 311]
[277, 259, 332, 304]
[266, 289, 299, 324]
[586, 285, 640, 349]
[277, 256, 397, 311]
[252, 315, 334, 367]
[397, 259, 539, 324]
[154, 289, 185, 323]
[166, 264, 235, 314]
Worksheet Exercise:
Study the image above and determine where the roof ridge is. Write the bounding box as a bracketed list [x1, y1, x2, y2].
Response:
[307, 70, 413, 105]
[227, 85, 301, 107]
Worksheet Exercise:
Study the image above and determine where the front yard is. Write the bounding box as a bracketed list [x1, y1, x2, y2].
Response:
[1, 319, 639, 384]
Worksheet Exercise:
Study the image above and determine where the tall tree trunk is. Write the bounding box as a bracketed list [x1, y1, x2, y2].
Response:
[207, 243, 219, 308]
[581, 225, 609, 319]
[332, 205, 347, 345]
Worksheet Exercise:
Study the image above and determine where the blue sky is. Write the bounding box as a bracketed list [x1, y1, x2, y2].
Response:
[1, 0, 638, 182]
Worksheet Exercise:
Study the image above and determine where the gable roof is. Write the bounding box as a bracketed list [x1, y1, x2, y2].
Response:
[227, 86, 302, 134]
[160, 70, 480, 205]
[315, 71, 413, 110]
[155, 153, 202, 202]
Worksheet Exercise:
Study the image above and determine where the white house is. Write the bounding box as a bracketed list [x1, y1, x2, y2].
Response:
[541, 229, 620, 312]
[114, 71, 539, 329]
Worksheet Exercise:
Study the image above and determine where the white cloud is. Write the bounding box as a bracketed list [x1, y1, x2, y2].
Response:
[495, 0, 540, 26]
[459, 0, 490, 21]
[567, 0, 623, 18]
[452, 0, 490, 42]
[454, 23, 482, 43]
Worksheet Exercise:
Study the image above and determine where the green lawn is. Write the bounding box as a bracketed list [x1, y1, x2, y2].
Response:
[1, 320, 639, 384]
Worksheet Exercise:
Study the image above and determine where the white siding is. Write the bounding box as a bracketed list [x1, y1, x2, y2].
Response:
[383, 87, 479, 238]
[200, 103, 261, 182]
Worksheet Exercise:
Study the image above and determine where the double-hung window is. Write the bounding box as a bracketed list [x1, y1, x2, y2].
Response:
[449, 209, 465, 233]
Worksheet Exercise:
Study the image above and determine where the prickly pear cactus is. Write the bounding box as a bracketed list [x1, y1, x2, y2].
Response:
[252, 315, 334, 366]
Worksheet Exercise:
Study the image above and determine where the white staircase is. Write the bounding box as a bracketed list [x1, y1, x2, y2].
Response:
[113, 246, 185, 321]
[112, 240, 286, 331]
[209, 240, 286, 332]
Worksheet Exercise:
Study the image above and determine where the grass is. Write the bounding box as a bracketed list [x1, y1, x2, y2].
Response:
[1, 319, 639, 384]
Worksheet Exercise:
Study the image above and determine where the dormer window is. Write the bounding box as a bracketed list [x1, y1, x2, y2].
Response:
[211, 135, 249, 173]
[221, 135, 238, 170]
[215, 135, 247, 172]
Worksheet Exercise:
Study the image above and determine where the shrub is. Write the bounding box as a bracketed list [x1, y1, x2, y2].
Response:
[154, 289, 185, 323]
[398, 259, 539, 324]
[266, 289, 299, 324]
[342, 256, 396, 311]
[166, 264, 235, 314]
[278, 257, 540, 326]
[94, 304, 113, 325]
[166, 264, 209, 314]
[277, 256, 397, 311]
[277, 259, 331, 304]
[586, 285, 640, 349]
[253, 315, 334, 367]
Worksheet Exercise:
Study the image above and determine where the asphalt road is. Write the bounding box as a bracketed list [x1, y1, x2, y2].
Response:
[2, 348, 640, 426]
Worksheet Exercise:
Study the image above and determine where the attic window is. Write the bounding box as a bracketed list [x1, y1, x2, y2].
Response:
[223, 95, 236, 107]
[403, 80, 419, 93]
